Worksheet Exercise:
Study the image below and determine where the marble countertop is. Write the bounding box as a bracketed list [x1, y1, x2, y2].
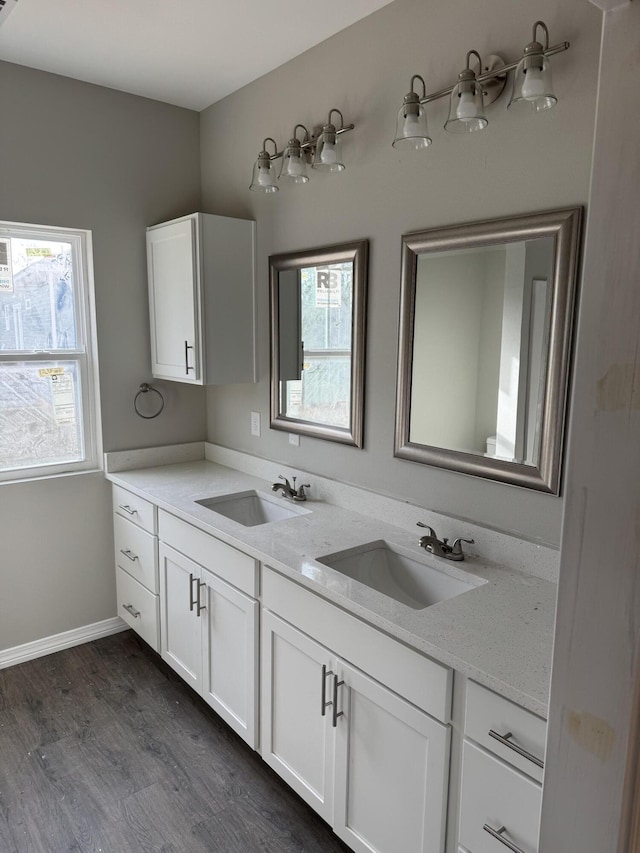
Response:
[107, 459, 555, 718]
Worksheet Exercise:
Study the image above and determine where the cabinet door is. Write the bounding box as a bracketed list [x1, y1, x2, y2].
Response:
[201, 567, 258, 749]
[159, 544, 203, 689]
[261, 611, 335, 823]
[147, 218, 201, 383]
[333, 661, 450, 853]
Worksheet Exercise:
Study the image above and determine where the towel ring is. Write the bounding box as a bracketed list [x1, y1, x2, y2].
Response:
[134, 382, 165, 419]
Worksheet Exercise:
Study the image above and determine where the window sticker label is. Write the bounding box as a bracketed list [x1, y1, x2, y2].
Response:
[315, 267, 341, 308]
[50, 371, 77, 425]
[0, 239, 13, 293]
[25, 247, 53, 257]
[38, 367, 64, 377]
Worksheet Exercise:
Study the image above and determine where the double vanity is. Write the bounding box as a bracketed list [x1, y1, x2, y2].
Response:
[107, 452, 555, 853]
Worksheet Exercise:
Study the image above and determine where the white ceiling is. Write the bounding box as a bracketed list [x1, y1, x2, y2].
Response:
[0, 0, 394, 111]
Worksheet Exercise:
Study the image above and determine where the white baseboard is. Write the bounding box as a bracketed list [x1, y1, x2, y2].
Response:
[0, 616, 129, 670]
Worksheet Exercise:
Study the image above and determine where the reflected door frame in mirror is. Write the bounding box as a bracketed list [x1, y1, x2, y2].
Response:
[395, 208, 582, 494]
[270, 240, 368, 447]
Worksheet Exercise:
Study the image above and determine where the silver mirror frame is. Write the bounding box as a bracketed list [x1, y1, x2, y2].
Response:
[270, 239, 368, 447]
[394, 207, 582, 494]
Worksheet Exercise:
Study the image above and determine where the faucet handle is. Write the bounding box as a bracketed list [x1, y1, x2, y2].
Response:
[278, 474, 292, 488]
[294, 483, 311, 501]
[417, 522, 438, 538]
[451, 537, 475, 555]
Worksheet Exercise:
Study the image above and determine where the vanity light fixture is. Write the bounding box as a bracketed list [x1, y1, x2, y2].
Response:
[249, 108, 354, 193]
[444, 50, 488, 134]
[392, 19, 569, 149]
[249, 137, 279, 193]
[508, 21, 558, 112]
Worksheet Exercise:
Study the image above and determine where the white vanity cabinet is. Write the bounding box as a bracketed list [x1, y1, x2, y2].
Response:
[458, 681, 547, 853]
[158, 510, 259, 749]
[261, 567, 451, 853]
[146, 212, 256, 385]
[112, 485, 160, 652]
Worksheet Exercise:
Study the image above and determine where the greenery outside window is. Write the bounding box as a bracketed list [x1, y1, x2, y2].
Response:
[0, 221, 102, 482]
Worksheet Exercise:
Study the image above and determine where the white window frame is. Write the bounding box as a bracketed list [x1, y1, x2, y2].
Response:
[0, 220, 102, 483]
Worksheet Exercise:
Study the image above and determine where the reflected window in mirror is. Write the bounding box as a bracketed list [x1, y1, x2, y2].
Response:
[395, 209, 582, 493]
[270, 241, 368, 446]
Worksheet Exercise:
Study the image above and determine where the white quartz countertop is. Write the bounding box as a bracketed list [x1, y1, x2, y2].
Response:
[107, 459, 555, 718]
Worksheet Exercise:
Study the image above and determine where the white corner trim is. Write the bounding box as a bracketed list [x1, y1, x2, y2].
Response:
[0, 616, 129, 670]
[588, 0, 631, 10]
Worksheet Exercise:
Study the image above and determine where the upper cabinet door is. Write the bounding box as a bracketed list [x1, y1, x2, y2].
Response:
[147, 217, 201, 383]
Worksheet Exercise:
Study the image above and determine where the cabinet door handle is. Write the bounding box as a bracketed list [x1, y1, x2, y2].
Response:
[483, 824, 525, 853]
[321, 664, 334, 716]
[120, 549, 138, 562]
[189, 572, 197, 611]
[184, 340, 195, 374]
[118, 504, 137, 516]
[122, 603, 141, 619]
[332, 673, 345, 727]
[488, 730, 544, 769]
[196, 580, 206, 617]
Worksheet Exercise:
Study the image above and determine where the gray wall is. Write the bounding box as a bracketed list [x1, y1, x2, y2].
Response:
[200, 0, 601, 547]
[0, 63, 203, 650]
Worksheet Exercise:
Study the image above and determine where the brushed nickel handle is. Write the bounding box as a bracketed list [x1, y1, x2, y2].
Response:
[184, 340, 194, 374]
[122, 603, 140, 619]
[189, 572, 197, 611]
[321, 664, 334, 716]
[332, 674, 344, 727]
[118, 504, 137, 516]
[488, 729, 544, 769]
[483, 824, 526, 853]
[119, 549, 138, 562]
[196, 580, 206, 617]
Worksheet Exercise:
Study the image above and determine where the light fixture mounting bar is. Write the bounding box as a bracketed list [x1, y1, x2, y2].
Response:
[267, 124, 355, 161]
[419, 41, 570, 105]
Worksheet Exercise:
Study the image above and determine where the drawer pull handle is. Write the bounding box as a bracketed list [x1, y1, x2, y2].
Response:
[488, 729, 544, 769]
[332, 674, 344, 728]
[118, 504, 137, 516]
[122, 603, 141, 619]
[483, 824, 525, 853]
[196, 580, 206, 617]
[321, 664, 334, 716]
[120, 549, 138, 562]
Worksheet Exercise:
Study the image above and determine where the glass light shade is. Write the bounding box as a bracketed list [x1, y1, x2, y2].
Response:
[508, 54, 557, 112]
[249, 155, 278, 193]
[312, 130, 345, 172]
[393, 102, 431, 149]
[279, 142, 309, 183]
[444, 80, 487, 133]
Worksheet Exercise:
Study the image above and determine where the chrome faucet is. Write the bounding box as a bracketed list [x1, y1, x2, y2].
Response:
[417, 522, 474, 561]
[271, 475, 310, 502]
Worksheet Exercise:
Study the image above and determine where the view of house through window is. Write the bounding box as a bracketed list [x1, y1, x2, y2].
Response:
[0, 223, 101, 480]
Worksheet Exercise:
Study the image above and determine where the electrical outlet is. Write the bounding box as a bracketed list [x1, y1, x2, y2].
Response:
[289, 433, 300, 446]
[250, 411, 261, 437]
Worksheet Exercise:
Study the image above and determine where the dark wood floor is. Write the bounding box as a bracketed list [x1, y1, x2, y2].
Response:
[0, 630, 352, 853]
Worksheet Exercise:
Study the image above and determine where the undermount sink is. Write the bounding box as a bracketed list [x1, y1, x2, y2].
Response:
[195, 490, 311, 527]
[317, 540, 483, 609]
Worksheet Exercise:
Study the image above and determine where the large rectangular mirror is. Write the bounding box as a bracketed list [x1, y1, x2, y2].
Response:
[395, 208, 582, 494]
[270, 240, 368, 446]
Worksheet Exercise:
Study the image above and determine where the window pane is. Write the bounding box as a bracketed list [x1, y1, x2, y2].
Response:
[0, 362, 84, 473]
[0, 237, 77, 351]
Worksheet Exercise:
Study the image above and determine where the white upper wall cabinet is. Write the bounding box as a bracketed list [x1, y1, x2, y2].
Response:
[147, 212, 256, 385]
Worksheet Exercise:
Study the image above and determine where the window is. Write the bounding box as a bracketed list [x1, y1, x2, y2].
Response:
[0, 221, 101, 481]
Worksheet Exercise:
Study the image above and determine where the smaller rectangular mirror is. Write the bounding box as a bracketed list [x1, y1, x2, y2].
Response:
[395, 208, 582, 494]
[270, 240, 368, 447]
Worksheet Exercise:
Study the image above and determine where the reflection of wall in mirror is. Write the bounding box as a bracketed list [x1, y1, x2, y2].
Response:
[410, 249, 504, 455]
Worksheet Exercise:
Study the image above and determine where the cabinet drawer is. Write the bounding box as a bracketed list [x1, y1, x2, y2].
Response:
[159, 510, 258, 597]
[263, 566, 451, 723]
[114, 514, 158, 594]
[459, 740, 541, 853]
[113, 485, 157, 534]
[116, 567, 160, 652]
[465, 681, 546, 783]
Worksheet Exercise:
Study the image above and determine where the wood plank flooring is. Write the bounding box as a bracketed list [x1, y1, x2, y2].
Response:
[0, 631, 352, 853]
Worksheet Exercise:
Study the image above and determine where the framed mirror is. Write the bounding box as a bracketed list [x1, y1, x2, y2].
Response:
[270, 240, 368, 446]
[395, 208, 582, 494]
